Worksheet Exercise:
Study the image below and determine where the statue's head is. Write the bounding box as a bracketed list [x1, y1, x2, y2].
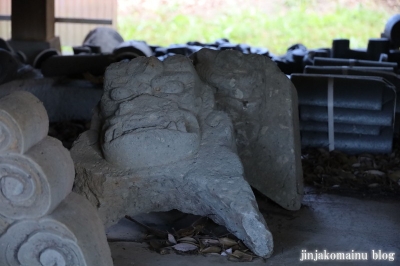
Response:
[101, 55, 204, 169]
[193, 49, 266, 103]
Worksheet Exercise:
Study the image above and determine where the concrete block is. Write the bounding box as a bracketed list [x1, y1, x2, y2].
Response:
[303, 66, 400, 133]
[299, 102, 394, 126]
[292, 73, 397, 153]
[300, 121, 381, 135]
[302, 128, 393, 154]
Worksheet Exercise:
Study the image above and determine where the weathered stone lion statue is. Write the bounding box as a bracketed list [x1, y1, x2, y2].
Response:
[72, 54, 274, 257]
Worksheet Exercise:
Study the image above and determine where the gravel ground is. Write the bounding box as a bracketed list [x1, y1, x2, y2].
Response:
[302, 136, 400, 198]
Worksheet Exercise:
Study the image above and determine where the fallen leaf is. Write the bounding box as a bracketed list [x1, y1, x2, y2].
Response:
[232, 250, 253, 262]
[230, 244, 241, 251]
[177, 237, 197, 244]
[201, 246, 222, 254]
[219, 237, 237, 247]
[201, 238, 220, 246]
[168, 233, 177, 244]
[174, 217, 208, 238]
[228, 256, 240, 262]
[172, 243, 198, 252]
[175, 227, 195, 238]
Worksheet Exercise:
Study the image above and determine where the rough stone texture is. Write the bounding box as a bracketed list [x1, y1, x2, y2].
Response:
[0, 91, 113, 265]
[192, 49, 303, 210]
[72, 55, 274, 257]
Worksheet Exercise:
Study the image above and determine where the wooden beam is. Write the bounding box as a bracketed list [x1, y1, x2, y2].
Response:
[11, 0, 55, 41]
[55, 17, 112, 25]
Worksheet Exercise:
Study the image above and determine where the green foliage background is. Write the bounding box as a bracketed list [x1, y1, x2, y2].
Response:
[117, 0, 395, 55]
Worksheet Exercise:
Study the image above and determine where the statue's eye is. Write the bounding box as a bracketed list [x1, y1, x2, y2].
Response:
[156, 81, 185, 94]
[110, 83, 152, 101]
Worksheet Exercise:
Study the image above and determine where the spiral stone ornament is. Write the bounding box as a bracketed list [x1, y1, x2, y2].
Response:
[0, 219, 85, 266]
[0, 192, 113, 266]
[0, 137, 74, 220]
[0, 91, 113, 265]
[0, 91, 48, 153]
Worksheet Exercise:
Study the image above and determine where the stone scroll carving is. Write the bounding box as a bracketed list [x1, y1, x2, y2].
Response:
[72, 55, 274, 257]
[0, 91, 48, 153]
[192, 49, 304, 210]
[0, 91, 113, 266]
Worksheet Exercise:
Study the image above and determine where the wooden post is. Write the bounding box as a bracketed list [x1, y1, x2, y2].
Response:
[11, 0, 55, 41]
[9, 0, 60, 64]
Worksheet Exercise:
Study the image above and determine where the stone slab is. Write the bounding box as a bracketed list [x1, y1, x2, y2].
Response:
[193, 49, 303, 210]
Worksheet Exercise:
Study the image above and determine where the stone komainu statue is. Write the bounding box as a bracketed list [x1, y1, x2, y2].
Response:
[72, 53, 275, 257]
